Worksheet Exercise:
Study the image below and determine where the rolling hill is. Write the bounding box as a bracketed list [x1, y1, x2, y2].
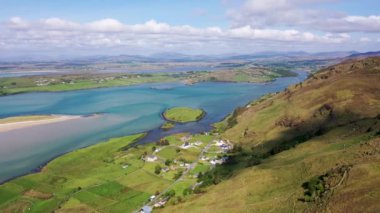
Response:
[160, 57, 380, 212]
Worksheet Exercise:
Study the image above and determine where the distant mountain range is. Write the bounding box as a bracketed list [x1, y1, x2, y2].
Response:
[345, 51, 380, 59]
[1, 51, 378, 63]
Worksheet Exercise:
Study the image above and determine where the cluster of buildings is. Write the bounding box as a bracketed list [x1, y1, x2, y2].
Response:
[35, 79, 75, 87]
[35, 79, 52, 86]
[144, 155, 158, 162]
[180, 141, 203, 149]
[214, 139, 233, 153]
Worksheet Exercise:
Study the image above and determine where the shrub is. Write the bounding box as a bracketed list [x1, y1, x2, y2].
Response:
[173, 170, 183, 180]
[198, 167, 233, 187]
[154, 165, 162, 175]
[183, 188, 192, 196]
[165, 159, 172, 166]
[246, 154, 261, 167]
[156, 139, 170, 146]
[301, 176, 325, 202]
[164, 189, 176, 198]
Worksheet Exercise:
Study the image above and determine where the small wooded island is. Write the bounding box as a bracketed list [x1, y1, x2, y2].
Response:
[163, 107, 205, 123]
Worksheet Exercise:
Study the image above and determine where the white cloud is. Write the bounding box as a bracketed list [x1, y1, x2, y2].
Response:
[86, 18, 125, 32]
[359, 37, 371, 42]
[0, 17, 375, 54]
[228, 0, 380, 33]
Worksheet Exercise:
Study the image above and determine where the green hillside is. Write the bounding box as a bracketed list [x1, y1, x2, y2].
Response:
[0, 57, 379, 213]
[159, 57, 380, 212]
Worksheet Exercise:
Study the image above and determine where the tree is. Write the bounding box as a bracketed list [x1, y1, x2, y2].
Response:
[164, 189, 176, 198]
[152, 146, 156, 152]
[182, 188, 192, 196]
[173, 170, 183, 180]
[246, 154, 262, 167]
[165, 159, 172, 166]
[156, 139, 169, 146]
[154, 165, 162, 175]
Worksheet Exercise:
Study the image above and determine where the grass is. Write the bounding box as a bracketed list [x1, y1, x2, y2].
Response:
[157, 57, 380, 212]
[0, 66, 291, 96]
[0, 73, 180, 95]
[163, 107, 205, 123]
[161, 122, 175, 130]
[0, 134, 164, 212]
[161, 121, 380, 212]
[157, 146, 178, 160]
[0, 132, 217, 212]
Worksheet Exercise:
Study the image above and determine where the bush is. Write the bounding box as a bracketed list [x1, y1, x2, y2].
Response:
[156, 139, 170, 146]
[301, 176, 325, 202]
[173, 170, 183, 180]
[154, 165, 162, 175]
[198, 167, 233, 187]
[165, 159, 172, 166]
[183, 188, 192, 196]
[164, 189, 176, 198]
[246, 154, 262, 167]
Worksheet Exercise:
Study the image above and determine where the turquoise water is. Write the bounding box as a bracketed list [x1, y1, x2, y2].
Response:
[0, 73, 307, 182]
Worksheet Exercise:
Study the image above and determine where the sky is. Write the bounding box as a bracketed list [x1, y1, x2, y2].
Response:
[0, 0, 379, 57]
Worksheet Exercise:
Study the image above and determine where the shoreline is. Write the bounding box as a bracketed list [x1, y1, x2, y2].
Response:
[0, 72, 307, 185]
[0, 115, 83, 133]
[0, 73, 285, 97]
[0, 133, 146, 185]
[161, 107, 207, 123]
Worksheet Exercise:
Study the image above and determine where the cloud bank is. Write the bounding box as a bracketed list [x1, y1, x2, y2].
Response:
[228, 0, 380, 33]
[0, 17, 361, 54]
[0, 0, 379, 55]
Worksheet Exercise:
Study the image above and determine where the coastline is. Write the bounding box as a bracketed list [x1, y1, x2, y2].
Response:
[0, 72, 308, 185]
[0, 115, 83, 133]
[0, 74, 282, 97]
[0, 133, 146, 185]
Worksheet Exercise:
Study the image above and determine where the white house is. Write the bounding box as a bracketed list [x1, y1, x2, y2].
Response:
[193, 141, 203, 146]
[180, 142, 191, 149]
[145, 155, 158, 162]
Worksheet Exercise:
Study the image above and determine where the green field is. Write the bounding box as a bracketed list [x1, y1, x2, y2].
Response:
[163, 107, 205, 123]
[0, 65, 297, 96]
[0, 132, 217, 213]
[0, 73, 181, 96]
[161, 122, 175, 130]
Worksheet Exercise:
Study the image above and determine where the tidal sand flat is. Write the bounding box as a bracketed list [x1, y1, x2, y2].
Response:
[0, 115, 83, 132]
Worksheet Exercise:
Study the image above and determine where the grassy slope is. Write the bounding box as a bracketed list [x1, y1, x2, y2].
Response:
[160, 57, 380, 212]
[0, 133, 215, 213]
[0, 134, 171, 213]
[163, 107, 205, 123]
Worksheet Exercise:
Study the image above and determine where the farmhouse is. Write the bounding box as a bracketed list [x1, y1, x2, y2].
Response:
[145, 155, 158, 162]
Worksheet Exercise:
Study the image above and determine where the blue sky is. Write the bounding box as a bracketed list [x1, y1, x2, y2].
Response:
[0, 0, 379, 56]
[0, 0, 229, 27]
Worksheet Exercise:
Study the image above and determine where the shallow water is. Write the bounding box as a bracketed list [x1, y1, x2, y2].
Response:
[0, 72, 307, 182]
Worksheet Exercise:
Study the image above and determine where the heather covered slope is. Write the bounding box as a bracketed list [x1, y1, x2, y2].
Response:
[160, 57, 380, 212]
